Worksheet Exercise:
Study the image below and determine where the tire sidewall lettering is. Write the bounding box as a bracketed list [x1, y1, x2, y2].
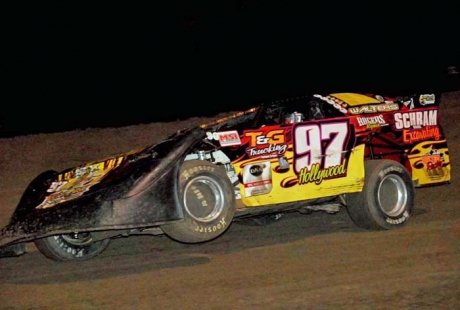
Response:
[193, 217, 227, 234]
[181, 165, 216, 182]
[55, 236, 86, 258]
[378, 166, 403, 179]
[385, 210, 410, 225]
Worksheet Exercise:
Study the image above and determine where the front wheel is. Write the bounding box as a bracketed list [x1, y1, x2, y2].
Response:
[161, 160, 236, 243]
[346, 160, 415, 230]
[34, 232, 111, 262]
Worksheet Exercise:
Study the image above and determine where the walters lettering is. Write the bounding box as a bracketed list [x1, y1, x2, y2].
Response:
[298, 160, 347, 185]
[348, 103, 399, 114]
[394, 110, 437, 129]
[403, 126, 441, 143]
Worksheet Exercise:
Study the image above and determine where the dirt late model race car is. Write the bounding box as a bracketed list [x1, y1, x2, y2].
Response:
[0, 92, 451, 262]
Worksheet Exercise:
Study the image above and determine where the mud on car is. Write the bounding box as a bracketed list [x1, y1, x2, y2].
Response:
[0, 92, 451, 261]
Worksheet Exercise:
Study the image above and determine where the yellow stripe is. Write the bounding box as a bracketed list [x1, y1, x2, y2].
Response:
[330, 93, 381, 106]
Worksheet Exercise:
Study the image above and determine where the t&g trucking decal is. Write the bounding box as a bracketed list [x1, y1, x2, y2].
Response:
[241, 126, 287, 159]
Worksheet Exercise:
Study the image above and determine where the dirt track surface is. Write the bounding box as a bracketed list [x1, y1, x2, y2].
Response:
[1, 92, 459, 309]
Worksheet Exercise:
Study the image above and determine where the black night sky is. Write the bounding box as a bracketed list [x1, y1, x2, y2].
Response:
[1, 2, 459, 137]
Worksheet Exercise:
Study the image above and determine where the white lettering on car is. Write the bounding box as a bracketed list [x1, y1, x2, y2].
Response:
[394, 110, 437, 129]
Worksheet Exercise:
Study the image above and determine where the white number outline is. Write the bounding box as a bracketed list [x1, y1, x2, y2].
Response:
[293, 121, 350, 174]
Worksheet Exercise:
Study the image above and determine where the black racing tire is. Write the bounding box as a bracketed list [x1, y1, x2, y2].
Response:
[34, 232, 111, 262]
[346, 159, 414, 230]
[161, 160, 236, 243]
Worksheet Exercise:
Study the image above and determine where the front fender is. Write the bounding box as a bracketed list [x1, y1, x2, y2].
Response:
[0, 127, 206, 249]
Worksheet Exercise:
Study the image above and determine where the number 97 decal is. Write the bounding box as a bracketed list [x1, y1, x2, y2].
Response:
[293, 121, 351, 174]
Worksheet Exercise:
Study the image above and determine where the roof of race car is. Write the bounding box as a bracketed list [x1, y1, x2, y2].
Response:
[200, 92, 396, 129]
[329, 93, 381, 106]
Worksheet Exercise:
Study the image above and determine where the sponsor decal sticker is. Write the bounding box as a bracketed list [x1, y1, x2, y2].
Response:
[419, 94, 435, 105]
[403, 126, 441, 143]
[206, 130, 241, 147]
[421, 149, 446, 178]
[356, 115, 388, 129]
[348, 103, 399, 114]
[36, 156, 124, 209]
[394, 110, 437, 129]
[243, 128, 287, 158]
[243, 162, 272, 197]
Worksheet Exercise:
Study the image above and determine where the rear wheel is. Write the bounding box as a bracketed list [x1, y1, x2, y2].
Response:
[34, 232, 110, 262]
[161, 160, 236, 243]
[346, 160, 414, 230]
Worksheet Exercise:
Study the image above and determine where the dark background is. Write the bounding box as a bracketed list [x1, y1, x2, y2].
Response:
[1, 1, 459, 137]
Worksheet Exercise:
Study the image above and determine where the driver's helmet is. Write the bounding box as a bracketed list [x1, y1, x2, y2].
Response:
[284, 111, 304, 124]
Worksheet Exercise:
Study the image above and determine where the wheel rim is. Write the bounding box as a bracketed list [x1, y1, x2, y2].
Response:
[183, 176, 224, 223]
[377, 174, 407, 217]
[60, 232, 93, 246]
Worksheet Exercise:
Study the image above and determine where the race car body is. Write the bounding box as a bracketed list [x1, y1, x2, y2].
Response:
[0, 92, 450, 261]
